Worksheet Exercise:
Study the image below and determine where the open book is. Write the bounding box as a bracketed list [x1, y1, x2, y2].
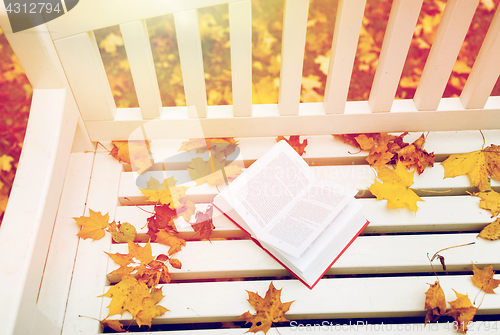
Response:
[212, 140, 369, 289]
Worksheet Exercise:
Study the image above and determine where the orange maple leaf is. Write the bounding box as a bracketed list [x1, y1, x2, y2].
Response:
[239, 282, 294, 334]
[471, 264, 500, 294]
[156, 229, 186, 255]
[424, 281, 447, 324]
[73, 209, 111, 240]
[276, 135, 308, 156]
[446, 290, 477, 333]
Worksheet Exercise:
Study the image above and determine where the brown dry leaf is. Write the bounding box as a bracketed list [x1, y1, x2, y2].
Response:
[239, 282, 294, 334]
[471, 190, 500, 218]
[478, 218, 500, 241]
[190, 206, 215, 240]
[369, 162, 423, 212]
[73, 209, 111, 240]
[156, 229, 186, 255]
[276, 136, 308, 156]
[169, 258, 182, 269]
[471, 264, 500, 294]
[424, 281, 447, 325]
[447, 290, 478, 333]
[442, 144, 500, 192]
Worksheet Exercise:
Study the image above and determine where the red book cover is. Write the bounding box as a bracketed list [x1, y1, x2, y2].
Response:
[212, 202, 370, 289]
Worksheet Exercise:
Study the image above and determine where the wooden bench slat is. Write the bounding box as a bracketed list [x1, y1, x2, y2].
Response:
[62, 154, 123, 335]
[368, 0, 423, 113]
[100, 275, 500, 323]
[460, 5, 500, 109]
[413, 0, 479, 111]
[120, 19, 162, 119]
[106, 233, 497, 282]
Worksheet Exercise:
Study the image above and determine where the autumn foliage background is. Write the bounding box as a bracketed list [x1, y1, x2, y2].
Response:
[1, 0, 499, 224]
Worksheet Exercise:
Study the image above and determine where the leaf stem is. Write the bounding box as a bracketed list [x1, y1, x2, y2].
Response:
[426, 253, 440, 282]
[430, 242, 475, 262]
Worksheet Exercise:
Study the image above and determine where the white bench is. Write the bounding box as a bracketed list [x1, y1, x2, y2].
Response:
[1, 1, 500, 334]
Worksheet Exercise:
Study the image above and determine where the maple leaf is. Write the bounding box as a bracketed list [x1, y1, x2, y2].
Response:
[470, 190, 500, 218]
[276, 136, 308, 156]
[136, 286, 169, 328]
[397, 134, 435, 174]
[156, 229, 186, 255]
[187, 158, 243, 186]
[369, 163, 423, 212]
[100, 319, 125, 332]
[239, 282, 294, 334]
[424, 281, 447, 325]
[140, 177, 194, 220]
[108, 221, 137, 243]
[110, 141, 152, 173]
[73, 209, 111, 240]
[478, 218, 500, 241]
[446, 290, 478, 333]
[190, 206, 215, 240]
[99, 277, 168, 326]
[147, 204, 178, 241]
[442, 144, 500, 192]
[471, 264, 500, 294]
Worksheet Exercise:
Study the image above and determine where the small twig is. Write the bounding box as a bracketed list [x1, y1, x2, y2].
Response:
[426, 253, 440, 282]
[430, 242, 475, 262]
[480, 130, 486, 150]
[411, 188, 452, 194]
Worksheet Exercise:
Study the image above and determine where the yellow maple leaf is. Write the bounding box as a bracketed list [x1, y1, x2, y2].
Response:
[136, 286, 169, 327]
[369, 163, 423, 212]
[156, 229, 186, 255]
[73, 209, 110, 240]
[470, 190, 500, 217]
[478, 218, 500, 241]
[446, 290, 478, 333]
[471, 264, 500, 294]
[140, 176, 189, 209]
[424, 281, 447, 324]
[442, 145, 500, 192]
[110, 140, 152, 173]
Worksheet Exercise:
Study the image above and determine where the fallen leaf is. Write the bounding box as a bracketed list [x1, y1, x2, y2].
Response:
[442, 144, 500, 192]
[110, 141, 152, 173]
[100, 319, 125, 332]
[447, 290, 477, 333]
[169, 258, 182, 269]
[276, 136, 308, 156]
[470, 190, 500, 218]
[239, 282, 294, 334]
[471, 264, 500, 294]
[108, 221, 137, 243]
[187, 158, 243, 186]
[99, 277, 168, 327]
[369, 163, 423, 212]
[147, 204, 178, 241]
[74, 209, 111, 240]
[156, 229, 186, 255]
[190, 206, 215, 240]
[478, 218, 500, 241]
[0, 154, 14, 172]
[424, 281, 447, 324]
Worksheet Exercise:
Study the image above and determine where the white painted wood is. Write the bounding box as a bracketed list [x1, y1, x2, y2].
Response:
[368, 0, 423, 113]
[323, 0, 367, 114]
[46, 0, 249, 40]
[0, 89, 78, 335]
[62, 154, 122, 335]
[229, 0, 252, 117]
[55, 32, 117, 121]
[120, 20, 162, 119]
[101, 275, 500, 322]
[174, 9, 208, 118]
[107, 233, 496, 281]
[413, 0, 480, 111]
[460, 6, 500, 109]
[36, 153, 94, 332]
[83, 97, 500, 140]
[278, 0, 310, 116]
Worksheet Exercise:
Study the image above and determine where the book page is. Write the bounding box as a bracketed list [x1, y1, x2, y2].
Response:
[218, 141, 316, 236]
[258, 180, 358, 257]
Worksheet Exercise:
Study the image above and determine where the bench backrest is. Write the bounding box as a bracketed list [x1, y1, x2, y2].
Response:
[3, 0, 500, 143]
